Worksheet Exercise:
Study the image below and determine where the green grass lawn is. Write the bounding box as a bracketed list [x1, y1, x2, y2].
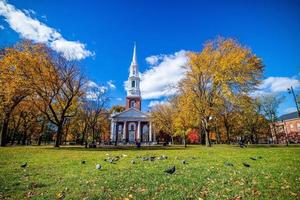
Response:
[0, 145, 299, 200]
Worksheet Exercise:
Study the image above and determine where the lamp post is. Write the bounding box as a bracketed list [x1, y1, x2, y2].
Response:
[287, 86, 300, 118]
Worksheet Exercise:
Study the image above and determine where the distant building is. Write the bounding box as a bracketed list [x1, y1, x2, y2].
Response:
[273, 111, 300, 144]
[110, 44, 155, 144]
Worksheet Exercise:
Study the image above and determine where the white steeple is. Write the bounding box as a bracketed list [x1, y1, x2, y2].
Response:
[127, 43, 141, 97]
[129, 42, 139, 77]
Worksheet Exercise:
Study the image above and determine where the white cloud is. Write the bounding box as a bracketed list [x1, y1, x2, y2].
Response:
[0, 0, 93, 60]
[23, 9, 35, 16]
[140, 50, 188, 99]
[85, 81, 107, 100]
[258, 77, 300, 93]
[116, 97, 122, 101]
[86, 80, 98, 88]
[50, 39, 93, 61]
[0, 24, 4, 29]
[250, 76, 300, 97]
[145, 55, 160, 65]
[107, 80, 116, 89]
[148, 100, 168, 108]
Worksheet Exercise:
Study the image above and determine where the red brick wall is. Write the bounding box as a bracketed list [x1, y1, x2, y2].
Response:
[126, 97, 141, 110]
[274, 118, 300, 143]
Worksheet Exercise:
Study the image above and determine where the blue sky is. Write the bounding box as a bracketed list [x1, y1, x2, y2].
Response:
[0, 0, 300, 115]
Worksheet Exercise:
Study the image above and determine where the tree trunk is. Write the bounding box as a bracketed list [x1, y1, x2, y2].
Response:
[216, 127, 221, 144]
[22, 129, 27, 145]
[55, 124, 63, 147]
[183, 135, 187, 148]
[11, 131, 15, 145]
[38, 135, 42, 145]
[205, 129, 211, 147]
[1, 114, 10, 147]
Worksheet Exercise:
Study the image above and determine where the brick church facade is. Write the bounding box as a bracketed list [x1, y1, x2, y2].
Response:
[110, 44, 155, 144]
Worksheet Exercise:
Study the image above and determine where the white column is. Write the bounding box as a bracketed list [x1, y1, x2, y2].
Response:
[113, 121, 117, 141]
[110, 120, 114, 141]
[123, 121, 126, 140]
[137, 121, 141, 141]
[149, 122, 152, 142]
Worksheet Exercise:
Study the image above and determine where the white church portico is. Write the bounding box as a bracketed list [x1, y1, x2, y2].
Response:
[110, 44, 155, 144]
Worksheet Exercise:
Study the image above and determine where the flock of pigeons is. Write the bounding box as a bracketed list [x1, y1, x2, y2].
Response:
[88, 154, 179, 174]
[225, 156, 263, 168]
[20, 155, 262, 175]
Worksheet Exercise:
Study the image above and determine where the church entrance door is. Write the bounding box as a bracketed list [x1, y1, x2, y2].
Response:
[128, 122, 136, 142]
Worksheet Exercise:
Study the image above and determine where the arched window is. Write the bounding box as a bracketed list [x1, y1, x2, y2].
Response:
[131, 80, 135, 87]
[130, 100, 135, 108]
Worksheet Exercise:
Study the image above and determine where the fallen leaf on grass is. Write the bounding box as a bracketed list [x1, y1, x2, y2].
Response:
[233, 195, 242, 200]
[56, 191, 65, 199]
[27, 191, 34, 198]
[251, 188, 261, 196]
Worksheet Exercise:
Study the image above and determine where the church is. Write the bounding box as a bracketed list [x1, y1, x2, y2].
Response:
[110, 44, 155, 144]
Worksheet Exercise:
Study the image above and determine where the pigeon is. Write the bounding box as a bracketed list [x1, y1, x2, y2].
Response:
[96, 164, 102, 170]
[142, 157, 149, 161]
[113, 157, 120, 162]
[131, 160, 136, 164]
[108, 159, 115, 164]
[150, 156, 156, 161]
[81, 160, 86, 164]
[250, 157, 257, 161]
[224, 162, 234, 167]
[243, 162, 250, 167]
[164, 166, 176, 174]
[181, 160, 187, 165]
[20, 162, 27, 168]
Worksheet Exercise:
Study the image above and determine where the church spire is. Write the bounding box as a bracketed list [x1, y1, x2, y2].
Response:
[127, 43, 141, 98]
[131, 42, 137, 66]
[130, 43, 138, 77]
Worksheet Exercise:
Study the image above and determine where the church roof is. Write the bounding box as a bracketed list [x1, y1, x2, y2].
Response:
[278, 111, 300, 121]
[111, 107, 149, 120]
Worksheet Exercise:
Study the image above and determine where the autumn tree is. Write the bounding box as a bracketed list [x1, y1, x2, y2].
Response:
[83, 83, 109, 145]
[172, 94, 197, 147]
[150, 102, 176, 144]
[179, 37, 264, 147]
[259, 94, 284, 143]
[28, 53, 85, 147]
[0, 41, 46, 146]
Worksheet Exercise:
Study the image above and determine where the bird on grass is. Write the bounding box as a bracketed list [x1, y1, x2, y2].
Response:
[96, 164, 102, 170]
[108, 159, 116, 164]
[142, 157, 149, 161]
[224, 162, 234, 167]
[162, 155, 168, 160]
[150, 156, 156, 161]
[243, 162, 250, 167]
[81, 160, 86, 164]
[164, 166, 176, 174]
[250, 157, 257, 161]
[20, 162, 27, 168]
